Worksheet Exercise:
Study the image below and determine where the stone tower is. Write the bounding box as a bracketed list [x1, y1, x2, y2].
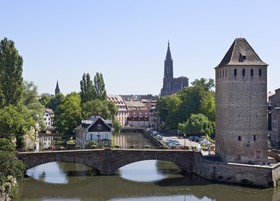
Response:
[55, 81, 60, 95]
[160, 42, 189, 96]
[215, 38, 268, 163]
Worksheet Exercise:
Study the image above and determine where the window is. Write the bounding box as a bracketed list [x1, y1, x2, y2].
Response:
[259, 69, 262, 76]
[234, 69, 237, 76]
[242, 69, 245, 76]
[238, 136, 242, 141]
[251, 69, 254, 76]
[97, 124, 102, 130]
[239, 53, 246, 62]
[253, 135, 256, 141]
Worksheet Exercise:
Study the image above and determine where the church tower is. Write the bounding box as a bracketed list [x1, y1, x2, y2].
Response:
[215, 38, 268, 163]
[55, 81, 60, 95]
[164, 41, 173, 79]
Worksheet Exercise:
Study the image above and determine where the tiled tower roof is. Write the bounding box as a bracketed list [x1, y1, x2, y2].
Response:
[216, 38, 267, 68]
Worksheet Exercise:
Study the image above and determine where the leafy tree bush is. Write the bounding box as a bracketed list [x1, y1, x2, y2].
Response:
[156, 78, 215, 136]
[0, 138, 15, 152]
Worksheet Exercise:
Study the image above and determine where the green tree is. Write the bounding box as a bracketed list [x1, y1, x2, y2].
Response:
[82, 99, 117, 120]
[80, 73, 94, 104]
[0, 138, 15, 152]
[156, 78, 215, 131]
[112, 119, 122, 135]
[191, 78, 215, 92]
[39, 94, 51, 107]
[47, 92, 65, 113]
[0, 151, 25, 185]
[93, 72, 107, 100]
[0, 105, 34, 148]
[55, 92, 82, 135]
[177, 79, 215, 123]
[22, 81, 45, 129]
[179, 113, 215, 137]
[0, 38, 24, 108]
[156, 95, 181, 129]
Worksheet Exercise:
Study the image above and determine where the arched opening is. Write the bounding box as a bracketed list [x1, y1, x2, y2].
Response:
[25, 162, 97, 184]
[242, 69, 245, 76]
[234, 69, 237, 77]
[117, 160, 181, 182]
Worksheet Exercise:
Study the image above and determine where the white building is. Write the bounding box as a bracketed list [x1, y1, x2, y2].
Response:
[76, 116, 113, 149]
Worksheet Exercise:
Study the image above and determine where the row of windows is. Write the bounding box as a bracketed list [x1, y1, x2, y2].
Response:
[217, 68, 263, 78]
[238, 135, 257, 141]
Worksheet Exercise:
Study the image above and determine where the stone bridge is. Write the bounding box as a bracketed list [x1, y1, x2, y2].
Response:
[17, 149, 196, 175]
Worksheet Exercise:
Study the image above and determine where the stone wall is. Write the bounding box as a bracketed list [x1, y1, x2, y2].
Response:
[193, 152, 275, 187]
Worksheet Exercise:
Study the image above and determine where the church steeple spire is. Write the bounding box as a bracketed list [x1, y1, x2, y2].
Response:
[165, 41, 172, 60]
[55, 81, 60, 95]
[164, 41, 173, 79]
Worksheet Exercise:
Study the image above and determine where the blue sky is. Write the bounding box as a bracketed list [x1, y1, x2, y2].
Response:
[1, 1, 279, 95]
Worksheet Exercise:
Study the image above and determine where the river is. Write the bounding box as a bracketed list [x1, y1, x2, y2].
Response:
[20, 132, 280, 201]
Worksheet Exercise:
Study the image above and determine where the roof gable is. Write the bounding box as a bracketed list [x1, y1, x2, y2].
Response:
[216, 38, 267, 68]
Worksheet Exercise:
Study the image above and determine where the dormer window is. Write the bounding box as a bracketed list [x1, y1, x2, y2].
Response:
[239, 52, 247, 62]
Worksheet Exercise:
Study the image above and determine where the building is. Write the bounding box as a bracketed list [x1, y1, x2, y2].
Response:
[76, 116, 113, 149]
[271, 107, 280, 148]
[160, 42, 189, 96]
[126, 109, 149, 127]
[215, 38, 268, 163]
[107, 95, 129, 126]
[43, 108, 55, 131]
[124, 99, 149, 127]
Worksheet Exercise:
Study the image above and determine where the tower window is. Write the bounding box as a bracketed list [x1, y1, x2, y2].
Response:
[242, 69, 245, 76]
[251, 69, 254, 76]
[234, 69, 237, 76]
[238, 136, 242, 141]
[259, 69, 262, 76]
[253, 135, 256, 141]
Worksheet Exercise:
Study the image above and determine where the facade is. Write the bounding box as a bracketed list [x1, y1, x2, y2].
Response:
[215, 38, 268, 163]
[268, 90, 280, 148]
[270, 107, 280, 148]
[124, 99, 148, 127]
[76, 116, 113, 149]
[126, 109, 149, 127]
[160, 42, 189, 96]
[43, 108, 55, 131]
[107, 95, 129, 126]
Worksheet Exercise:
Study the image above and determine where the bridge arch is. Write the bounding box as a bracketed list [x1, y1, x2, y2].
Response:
[17, 149, 195, 175]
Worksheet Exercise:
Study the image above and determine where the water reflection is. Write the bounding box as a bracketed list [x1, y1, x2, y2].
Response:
[22, 160, 279, 201]
[118, 160, 181, 182]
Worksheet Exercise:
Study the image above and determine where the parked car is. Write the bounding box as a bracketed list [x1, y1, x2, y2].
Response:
[156, 135, 163, 140]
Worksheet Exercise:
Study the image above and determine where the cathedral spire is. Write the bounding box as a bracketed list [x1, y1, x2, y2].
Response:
[55, 81, 60, 95]
[165, 40, 172, 60]
[164, 41, 173, 79]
